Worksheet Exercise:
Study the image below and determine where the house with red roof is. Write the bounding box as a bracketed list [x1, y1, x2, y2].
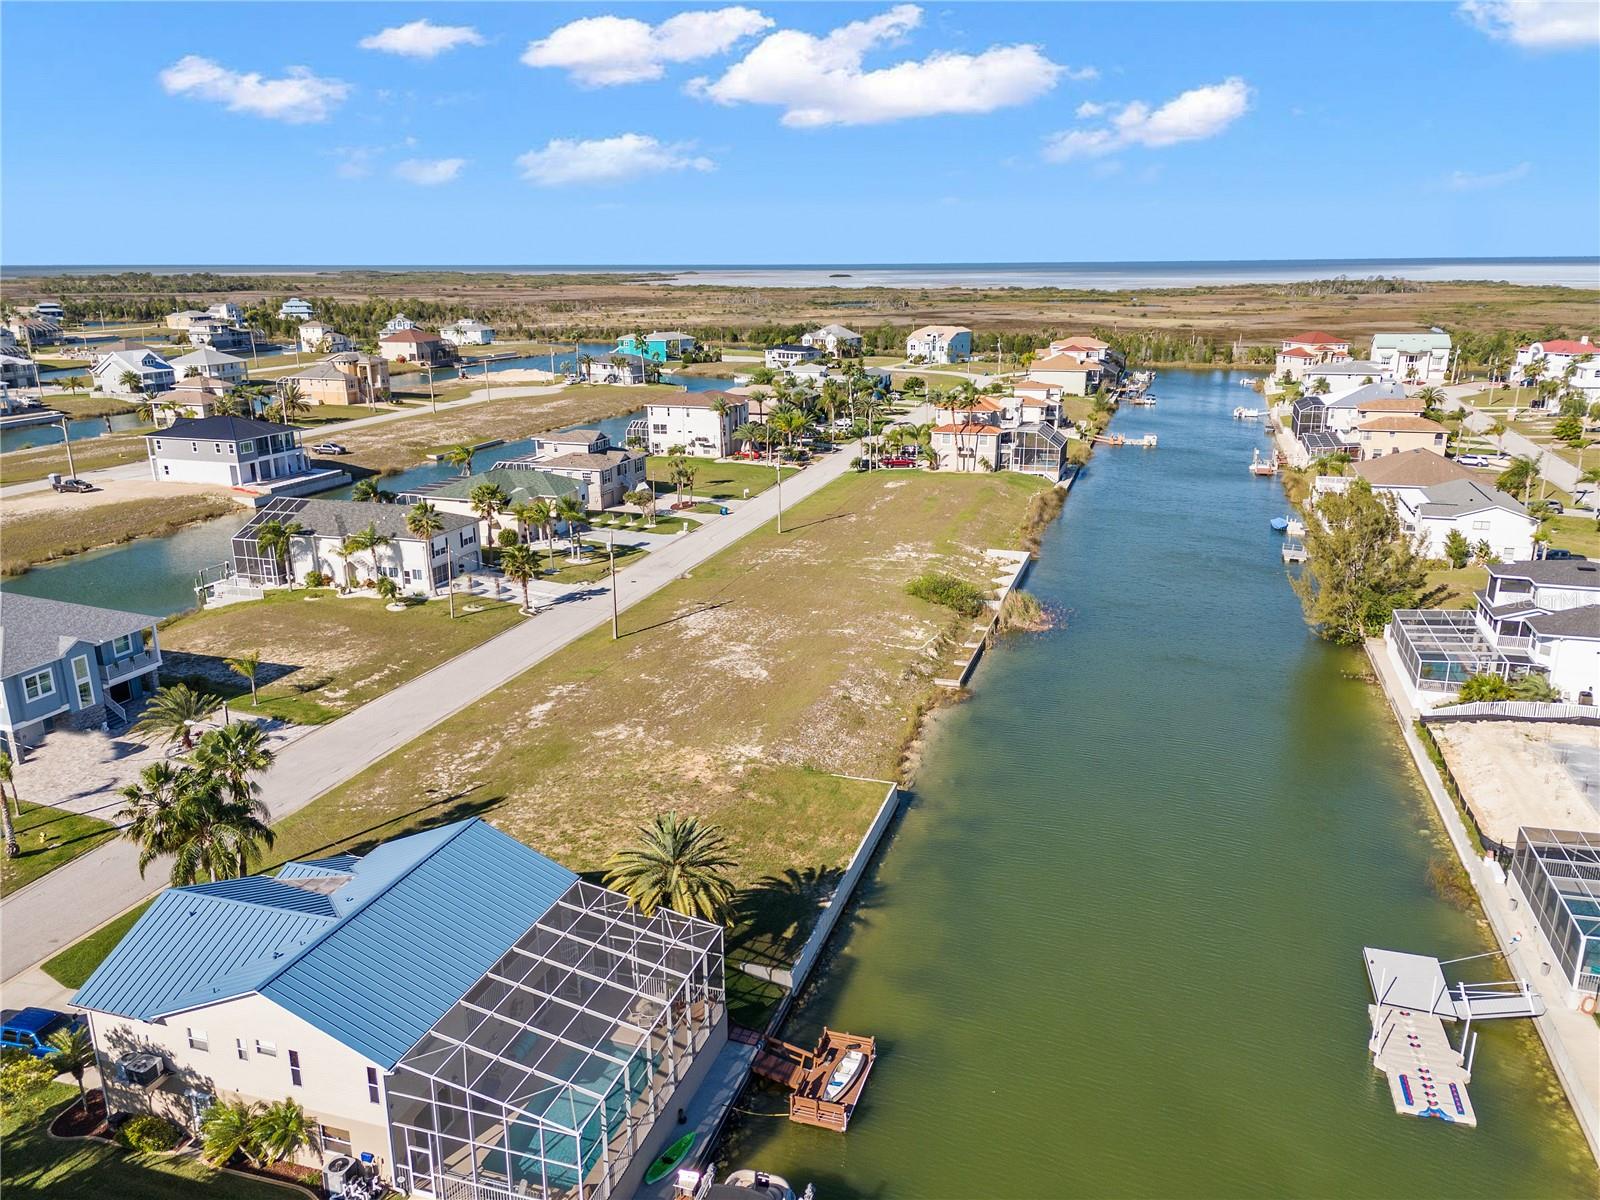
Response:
[1275, 330, 1351, 381]
[1514, 335, 1600, 400]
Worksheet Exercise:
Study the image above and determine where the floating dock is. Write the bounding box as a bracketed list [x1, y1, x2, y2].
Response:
[751, 1028, 877, 1131]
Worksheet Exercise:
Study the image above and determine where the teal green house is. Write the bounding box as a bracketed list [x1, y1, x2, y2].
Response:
[614, 330, 696, 362]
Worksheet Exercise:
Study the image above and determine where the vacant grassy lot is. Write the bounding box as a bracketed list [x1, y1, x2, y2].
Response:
[258, 470, 1050, 1017]
[340, 383, 671, 477]
[49, 393, 137, 418]
[1, 493, 239, 576]
[158, 590, 524, 724]
[1, 1083, 289, 1200]
[1420, 564, 1489, 610]
[1541, 513, 1600, 558]
[0, 801, 118, 897]
[645, 456, 799, 500]
[0, 428, 155, 485]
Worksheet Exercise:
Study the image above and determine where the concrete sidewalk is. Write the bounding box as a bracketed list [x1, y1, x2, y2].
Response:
[0, 443, 861, 980]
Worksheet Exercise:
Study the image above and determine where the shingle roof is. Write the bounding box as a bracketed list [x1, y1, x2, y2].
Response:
[1487, 559, 1600, 587]
[811, 324, 861, 338]
[380, 328, 441, 343]
[169, 347, 245, 368]
[1029, 355, 1094, 372]
[0, 594, 156, 678]
[1415, 478, 1528, 519]
[157, 415, 295, 441]
[401, 467, 581, 505]
[1351, 448, 1476, 487]
[647, 390, 744, 411]
[1355, 415, 1446, 433]
[242, 496, 474, 542]
[1525, 604, 1600, 639]
[537, 450, 636, 471]
[75, 819, 579, 1068]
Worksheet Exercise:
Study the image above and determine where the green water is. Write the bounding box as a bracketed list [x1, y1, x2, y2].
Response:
[723, 369, 1595, 1197]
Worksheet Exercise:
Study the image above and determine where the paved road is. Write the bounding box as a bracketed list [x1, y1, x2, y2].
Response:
[1444, 383, 1591, 502]
[0, 444, 860, 980]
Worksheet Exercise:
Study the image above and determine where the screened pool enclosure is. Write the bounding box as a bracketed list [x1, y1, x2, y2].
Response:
[1389, 609, 1538, 692]
[386, 880, 724, 1200]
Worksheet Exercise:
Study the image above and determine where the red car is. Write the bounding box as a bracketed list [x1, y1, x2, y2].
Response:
[881, 456, 919, 468]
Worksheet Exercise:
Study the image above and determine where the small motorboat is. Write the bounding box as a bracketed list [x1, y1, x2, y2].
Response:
[1270, 516, 1290, 532]
[1233, 406, 1263, 420]
[822, 1049, 865, 1102]
[716, 1169, 808, 1200]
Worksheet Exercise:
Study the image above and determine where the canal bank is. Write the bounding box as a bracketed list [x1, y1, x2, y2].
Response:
[719, 368, 1594, 1197]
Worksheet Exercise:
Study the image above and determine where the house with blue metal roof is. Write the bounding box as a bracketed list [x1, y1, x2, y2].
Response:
[74, 818, 728, 1199]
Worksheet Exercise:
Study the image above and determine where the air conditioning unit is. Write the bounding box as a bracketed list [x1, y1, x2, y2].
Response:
[117, 1052, 164, 1087]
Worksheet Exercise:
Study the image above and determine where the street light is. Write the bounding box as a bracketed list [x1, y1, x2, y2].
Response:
[608, 528, 619, 640]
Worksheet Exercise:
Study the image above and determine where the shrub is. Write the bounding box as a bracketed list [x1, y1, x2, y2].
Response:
[906, 571, 989, 618]
[303, 571, 331, 588]
[119, 1113, 180, 1153]
[496, 528, 520, 547]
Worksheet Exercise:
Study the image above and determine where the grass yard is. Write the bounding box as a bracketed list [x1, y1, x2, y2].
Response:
[1, 1083, 289, 1200]
[646, 456, 799, 500]
[0, 428, 155, 485]
[43, 900, 155, 988]
[1540, 513, 1600, 558]
[157, 590, 525, 724]
[47, 394, 137, 418]
[1, 493, 240, 576]
[1420, 564, 1489, 610]
[253, 469, 1051, 1023]
[0, 801, 118, 897]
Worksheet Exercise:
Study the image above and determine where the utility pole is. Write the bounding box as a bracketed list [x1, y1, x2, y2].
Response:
[775, 452, 784, 534]
[608, 528, 619, 639]
[446, 544, 456, 619]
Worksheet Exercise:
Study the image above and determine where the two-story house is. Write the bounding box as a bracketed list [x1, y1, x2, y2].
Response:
[801, 324, 863, 356]
[615, 332, 696, 362]
[378, 328, 452, 367]
[398, 467, 583, 547]
[168, 347, 248, 386]
[439, 319, 495, 347]
[297, 322, 352, 354]
[1370, 330, 1452, 386]
[507, 429, 649, 509]
[906, 325, 973, 363]
[72, 818, 728, 1200]
[764, 343, 822, 370]
[282, 353, 391, 406]
[206, 302, 244, 324]
[146, 415, 309, 487]
[0, 595, 162, 756]
[1514, 336, 1599, 400]
[645, 393, 748, 458]
[1274, 330, 1351, 381]
[93, 349, 175, 395]
[278, 297, 315, 320]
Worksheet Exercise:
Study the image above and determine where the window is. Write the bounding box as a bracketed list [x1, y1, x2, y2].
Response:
[71, 656, 93, 706]
[366, 1067, 380, 1104]
[288, 1049, 302, 1086]
[187, 1028, 208, 1052]
[239, 440, 254, 455]
[112, 633, 136, 657]
[236, 1039, 248, 1061]
[22, 670, 55, 703]
[255, 1040, 277, 1057]
[319, 1126, 352, 1156]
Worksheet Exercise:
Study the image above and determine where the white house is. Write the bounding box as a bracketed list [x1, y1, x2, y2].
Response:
[645, 392, 748, 457]
[802, 323, 864, 356]
[151, 375, 260, 424]
[382, 313, 417, 335]
[145, 415, 309, 487]
[298, 321, 352, 353]
[907, 325, 973, 363]
[278, 297, 314, 320]
[1302, 359, 1394, 392]
[92, 349, 174, 395]
[1370, 330, 1451, 386]
[439, 318, 495, 347]
[580, 352, 647, 385]
[0, 353, 41, 391]
[1514, 336, 1599, 398]
[765, 343, 822, 369]
[32, 300, 65, 323]
[186, 318, 251, 353]
[206, 302, 243, 324]
[1275, 330, 1351, 381]
[168, 346, 247, 386]
[1045, 335, 1124, 372]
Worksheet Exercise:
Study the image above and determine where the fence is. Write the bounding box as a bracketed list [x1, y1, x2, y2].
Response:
[1423, 700, 1600, 726]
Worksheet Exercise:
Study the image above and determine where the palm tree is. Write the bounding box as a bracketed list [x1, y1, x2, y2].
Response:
[444, 444, 475, 475]
[131, 683, 220, 749]
[253, 1098, 314, 1166]
[1510, 673, 1562, 703]
[45, 1025, 95, 1114]
[116, 760, 193, 877]
[226, 651, 261, 706]
[1496, 454, 1539, 502]
[192, 722, 274, 809]
[351, 477, 382, 502]
[554, 495, 588, 563]
[1415, 385, 1445, 415]
[118, 369, 144, 397]
[1488, 418, 1508, 455]
[201, 1099, 263, 1167]
[167, 776, 275, 886]
[603, 812, 737, 922]
[499, 545, 538, 613]
[732, 421, 765, 459]
[405, 500, 444, 541]
[0, 752, 17, 859]
[339, 522, 393, 586]
[469, 482, 511, 543]
[254, 517, 305, 586]
[523, 497, 556, 567]
[274, 381, 307, 425]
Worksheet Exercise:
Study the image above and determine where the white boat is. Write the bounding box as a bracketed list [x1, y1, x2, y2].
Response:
[822, 1049, 865, 1101]
[1232, 406, 1263, 420]
[715, 1169, 805, 1200]
[1248, 448, 1277, 476]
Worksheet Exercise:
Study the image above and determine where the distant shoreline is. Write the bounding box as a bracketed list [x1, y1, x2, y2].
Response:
[4, 256, 1597, 290]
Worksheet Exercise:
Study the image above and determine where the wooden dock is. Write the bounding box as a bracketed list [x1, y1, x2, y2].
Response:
[750, 1028, 877, 1132]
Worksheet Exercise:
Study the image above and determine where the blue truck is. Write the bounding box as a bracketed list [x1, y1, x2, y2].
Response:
[1, 1007, 85, 1058]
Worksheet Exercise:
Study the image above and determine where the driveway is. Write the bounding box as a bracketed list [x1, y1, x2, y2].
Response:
[0, 442, 862, 979]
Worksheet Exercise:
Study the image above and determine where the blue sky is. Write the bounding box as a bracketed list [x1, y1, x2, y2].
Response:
[3, 2, 1597, 265]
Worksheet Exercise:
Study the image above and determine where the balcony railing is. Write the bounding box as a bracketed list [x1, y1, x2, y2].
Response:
[101, 649, 159, 682]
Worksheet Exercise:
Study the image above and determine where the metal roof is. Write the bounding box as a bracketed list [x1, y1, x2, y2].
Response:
[0, 594, 158, 679]
[74, 819, 578, 1068]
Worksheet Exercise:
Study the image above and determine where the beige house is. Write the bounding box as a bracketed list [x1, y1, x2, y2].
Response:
[932, 414, 1007, 472]
[378, 327, 451, 366]
[1352, 414, 1449, 458]
[281, 352, 390, 406]
[72, 819, 728, 1199]
[1027, 354, 1102, 395]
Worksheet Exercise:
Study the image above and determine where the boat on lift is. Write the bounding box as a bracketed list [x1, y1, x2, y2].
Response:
[1233, 406, 1264, 420]
[1249, 448, 1278, 476]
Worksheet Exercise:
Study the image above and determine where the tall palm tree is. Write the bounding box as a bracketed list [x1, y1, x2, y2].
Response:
[469, 482, 511, 543]
[1496, 454, 1540, 502]
[192, 722, 274, 809]
[444, 444, 475, 475]
[405, 499, 445, 541]
[554, 494, 588, 563]
[45, 1025, 95, 1114]
[225, 651, 261, 706]
[118, 369, 144, 397]
[0, 752, 18, 859]
[252, 1098, 314, 1166]
[201, 1099, 263, 1167]
[131, 684, 220, 749]
[254, 517, 305, 586]
[499, 544, 538, 613]
[523, 497, 556, 567]
[603, 812, 737, 923]
[116, 760, 193, 878]
[339, 522, 393, 586]
[274, 381, 307, 425]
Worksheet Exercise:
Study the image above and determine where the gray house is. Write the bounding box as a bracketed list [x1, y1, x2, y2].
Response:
[0, 595, 162, 756]
[146, 415, 310, 488]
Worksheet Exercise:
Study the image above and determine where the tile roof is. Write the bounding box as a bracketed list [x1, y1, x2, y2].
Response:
[1279, 347, 1315, 358]
[75, 819, 579, 1068]
[1523, 339, 1595, 356]
[0, 595, 156, 678]
[1283, 331, 1346, 345]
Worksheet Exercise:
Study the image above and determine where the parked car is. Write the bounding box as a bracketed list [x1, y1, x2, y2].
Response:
[1543, 499, 1565, 515]
[51, 476, 93, 493]
[1543, 548, 1587, 561]
[1453, 454, 1488, 467]
[881, 456, 919, 468]
[309, 441, 349, 455]
[1, 1007, 85, 1057]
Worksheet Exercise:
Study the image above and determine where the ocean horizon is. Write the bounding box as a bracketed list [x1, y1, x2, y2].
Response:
[3, 256, 1597, 289]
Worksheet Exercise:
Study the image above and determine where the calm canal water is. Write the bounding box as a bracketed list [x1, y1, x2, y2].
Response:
[722, 368, 1595, 1197]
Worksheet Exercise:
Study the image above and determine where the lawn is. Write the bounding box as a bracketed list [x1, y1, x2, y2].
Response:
[48, 394, 137, 419]
[1540, 513, 1600, 558]
[253, 469, 1051, 1021]
[43, 900, 155, 989]
[1, 493, 240, 576]
[531, 539, 649, 585]
[0, 429, 156, 485]
[645, 456, 799, 500]
[1, 1083, 289, 1200]
[157, 589, 525, 724]
[1420, 564, 1488, 610]
[0, 801, 118, 898]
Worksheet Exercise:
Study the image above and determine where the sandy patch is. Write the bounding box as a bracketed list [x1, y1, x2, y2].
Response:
[1431, 721, 1599, 845]
[0, 477, 243, 520]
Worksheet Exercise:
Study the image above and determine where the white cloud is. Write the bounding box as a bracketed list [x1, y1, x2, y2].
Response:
[1043, 76, 1251, 161]
[1446, 161, 1532, 190]
[333, 145, 383, 179]
[522, 7, 773, 86]
[1458, 1, 1599, 47]
[1075, 100, 1107, 118]
[690, 4, 1072, 127]
[158, 55, 351, 123]
[516, 133, 714, 186]
[360, 19, 486, 59]
[394, 157, 467, 185]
